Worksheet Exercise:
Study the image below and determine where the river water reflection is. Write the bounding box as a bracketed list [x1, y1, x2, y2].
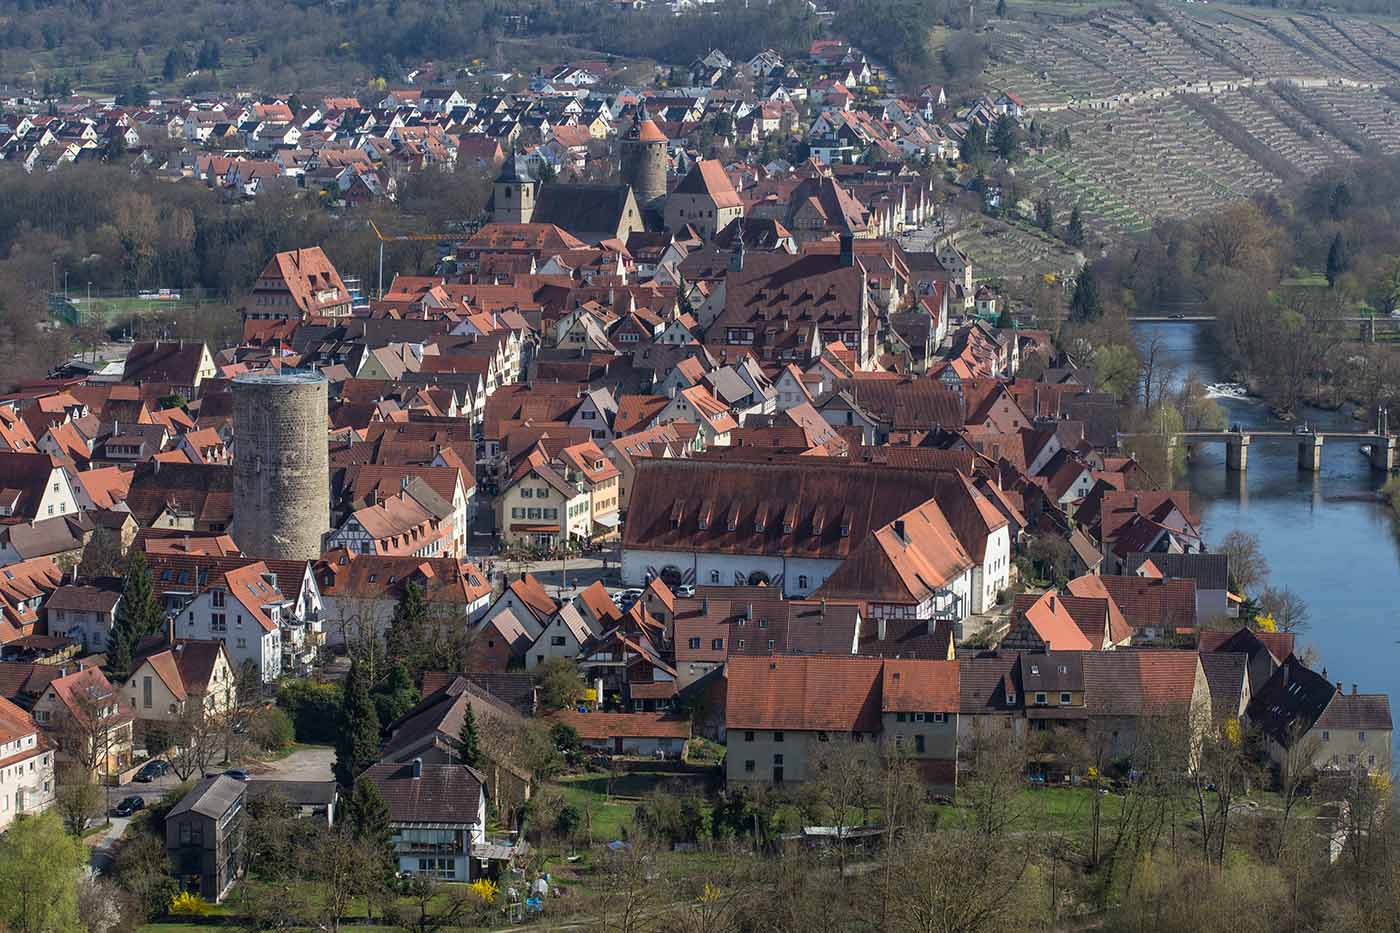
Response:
[1132, 322, 1398, 759]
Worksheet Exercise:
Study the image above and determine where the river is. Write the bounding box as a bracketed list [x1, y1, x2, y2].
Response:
[1132, 322, 1398, 749]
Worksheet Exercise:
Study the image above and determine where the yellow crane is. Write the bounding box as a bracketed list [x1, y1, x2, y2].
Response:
[368, 219, 479, 297]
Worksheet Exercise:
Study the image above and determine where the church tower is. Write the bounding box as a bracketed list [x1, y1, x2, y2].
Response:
[491, 149, 536, 224]
[621, 104, 668, 210]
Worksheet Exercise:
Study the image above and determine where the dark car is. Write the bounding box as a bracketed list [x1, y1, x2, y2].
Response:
[112, 795, 145, 817]
[134, 760, 168, 783]
[222, 768, 250, 781]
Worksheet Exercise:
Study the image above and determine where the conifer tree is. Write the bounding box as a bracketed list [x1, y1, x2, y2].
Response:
[335, 660, 381, 787]
[1326, 231, 1350, 287]
[457, 701, 481, 768]
[385, 583, 427, 671]
[1066, 206, 1085, 247]
[108, 551, 164, 679]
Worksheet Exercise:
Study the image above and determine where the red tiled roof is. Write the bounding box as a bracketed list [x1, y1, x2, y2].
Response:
[726, 655, 884, 732]
[880, 659, 959, 713]
[551, 710, 690, 740]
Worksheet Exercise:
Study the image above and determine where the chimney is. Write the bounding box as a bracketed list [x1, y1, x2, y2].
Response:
[1132, 494, 1140, 511]
[411, 757, 422, 778]
[877, 615, 887, 641]
[1337, 682, 1343, 693]
[1352, 684, 1358, 695]
[745, 603, 753, 621]
[701, 596, 709, 614]
[167, 613, 175, 647]
[838, 233, 855, 268]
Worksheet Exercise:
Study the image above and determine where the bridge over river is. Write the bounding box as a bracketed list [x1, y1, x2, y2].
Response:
[1122, 411, 1398, 473]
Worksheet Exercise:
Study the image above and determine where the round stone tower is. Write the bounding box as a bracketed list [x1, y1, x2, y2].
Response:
[621, 104, 668, 210]
[232, 369, 329, 561]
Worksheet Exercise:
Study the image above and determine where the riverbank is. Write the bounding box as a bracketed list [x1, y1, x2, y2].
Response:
[1133, 321, 1399, 765]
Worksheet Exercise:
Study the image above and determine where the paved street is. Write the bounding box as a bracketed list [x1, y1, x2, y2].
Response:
[89, 745, 336, 873]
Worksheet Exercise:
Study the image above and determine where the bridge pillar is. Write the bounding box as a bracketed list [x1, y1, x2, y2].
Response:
[1226, 435, 1250, 472]
[1298, 435, 1323, 472]
[1370, 436, 1396, 473]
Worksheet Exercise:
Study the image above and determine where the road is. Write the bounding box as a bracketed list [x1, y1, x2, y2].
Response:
[88, 745, 335, 873]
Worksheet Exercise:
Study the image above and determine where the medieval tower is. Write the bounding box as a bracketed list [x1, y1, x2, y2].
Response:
[491, 151, 537, 224]
[621, 104, 668, 210]
[232, 369, 330, 560]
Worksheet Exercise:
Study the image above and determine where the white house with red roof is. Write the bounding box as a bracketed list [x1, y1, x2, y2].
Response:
[0, 695, 54, 829]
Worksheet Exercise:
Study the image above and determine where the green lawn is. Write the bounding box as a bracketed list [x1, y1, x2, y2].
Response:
[555, 774, 641, 842]
[1281, 272, 1329, 288]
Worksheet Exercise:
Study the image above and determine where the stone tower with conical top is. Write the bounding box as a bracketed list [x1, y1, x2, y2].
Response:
[621, 103, 668, 211]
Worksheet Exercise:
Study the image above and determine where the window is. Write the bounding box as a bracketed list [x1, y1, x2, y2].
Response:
[710, 570, 720, 583]
[934, 712, 946, 723]
[236, 638, 247, 649]
[1322, 730, 1330, 742]
[1006, 691, 1016, 705]
[894, 734, 904, 748]
[142, 677, 152, 707]
[1060, 692, 1072, 705]
[522, 487, 533, 498]
[711, 638, 723, 650]
[773, 753, 783, 765]
[774, 731, 784, 743]
[743, 731, 754, 742]
[744, 759, 755, 772]
[512, 507, 525, 519]
[896, 712, 906, 723]
[550, 636, 567, 647]
[1034, 692, 1047, 706]
[798, 575, 808, 589]
[915, 735, 925, 753]
[689, 637, 701, 649]
[913, 712, 926, 722]
[211, 613, 226, 633]
[1359, 731, 1367, 743]
[212, 590, 225, 608]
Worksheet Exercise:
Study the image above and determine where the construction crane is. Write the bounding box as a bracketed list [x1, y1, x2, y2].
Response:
[368, 218, 481, 298]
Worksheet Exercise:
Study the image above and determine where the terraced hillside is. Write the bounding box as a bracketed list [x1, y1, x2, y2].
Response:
[987, 5, 1400, 240]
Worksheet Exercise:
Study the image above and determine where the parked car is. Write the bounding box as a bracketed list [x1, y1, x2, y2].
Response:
[134, 760, 168, 783]
[222, 768, 250, 781]
[675, 584, 696, 598]
[112, 795, 145, 817]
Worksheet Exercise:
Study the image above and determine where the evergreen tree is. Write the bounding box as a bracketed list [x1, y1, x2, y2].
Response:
[959, 126, 986, 166]
[990, 114, 1020, 161]
[385, 582, 427, 670]
[371, 660, 419, 730]
[1035, 197, 1054, 233]
[1070, 266, 1103, 322]
[108, 551, 163, 679]
[996, 0, 1006, 15]
[334, 660, 381, 787]
[996, 305, 1014, 329]
[1326, 231, 1350, 287]
[457, 701, 481, 768]
[346, 777, 392, 852]
[1066, 206, 1085, 248]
